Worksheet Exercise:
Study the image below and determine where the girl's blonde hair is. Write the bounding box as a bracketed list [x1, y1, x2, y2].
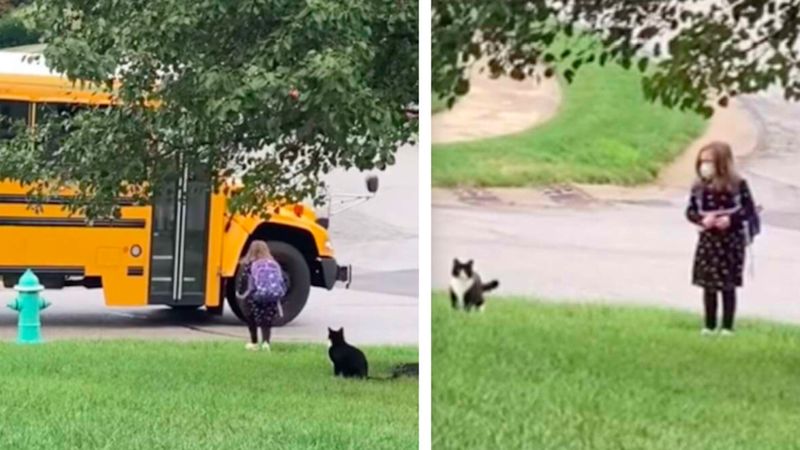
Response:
[241, 240, 273, 264]
[695, 141, 741, 192]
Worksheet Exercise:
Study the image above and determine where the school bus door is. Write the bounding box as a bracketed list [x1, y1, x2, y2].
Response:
[148, 167, 211, 306]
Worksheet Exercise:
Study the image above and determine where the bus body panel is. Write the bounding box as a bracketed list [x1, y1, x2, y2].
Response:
[203, 192, 226, 307]
[245, 209, 333, 258]
[218, 210, 333, 280]
[0, 74, 114, 106]
[0, 195, 152, 307]
[220, 217, 250, 279]
[0, 181, 339, 307]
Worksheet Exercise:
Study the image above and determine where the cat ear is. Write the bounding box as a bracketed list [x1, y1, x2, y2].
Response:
[467, 259, 474, 266]
[453, 258, 460, 265]
[338, 327, 344, 333]
[327, 327, 333, 332]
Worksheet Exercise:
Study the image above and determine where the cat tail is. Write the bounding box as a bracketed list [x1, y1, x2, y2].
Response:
[482, 280, 499, 292]
[367, 375, 394, 381]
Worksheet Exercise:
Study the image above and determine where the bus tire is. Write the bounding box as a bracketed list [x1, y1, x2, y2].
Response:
[225, 277, 247, 322]
[2, 276, 16, 289]
[267, 240, 311, 327]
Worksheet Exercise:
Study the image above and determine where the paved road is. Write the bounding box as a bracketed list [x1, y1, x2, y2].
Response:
[433, 93, 800, 326]
[0, 146, 419, 346]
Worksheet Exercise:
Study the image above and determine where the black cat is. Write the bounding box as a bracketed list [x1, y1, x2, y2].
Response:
[328, 327, 369, 379]
[449, 259, 499, 312]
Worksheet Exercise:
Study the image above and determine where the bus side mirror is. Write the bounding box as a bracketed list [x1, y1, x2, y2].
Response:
[366, 175, 379, 194]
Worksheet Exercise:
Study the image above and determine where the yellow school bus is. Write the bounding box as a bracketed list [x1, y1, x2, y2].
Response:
[0, 50, 352, 325]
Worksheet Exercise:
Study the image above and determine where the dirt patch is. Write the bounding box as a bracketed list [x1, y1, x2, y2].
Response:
[432, 67, 562, 144]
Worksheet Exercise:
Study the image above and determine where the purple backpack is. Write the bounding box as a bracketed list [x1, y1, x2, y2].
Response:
[248, 260, 287, 305]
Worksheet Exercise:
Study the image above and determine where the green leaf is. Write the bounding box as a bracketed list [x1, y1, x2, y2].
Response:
[564, 69, 575, 83]
[637, 57, 648, 72]
[454, 77, 470, 95]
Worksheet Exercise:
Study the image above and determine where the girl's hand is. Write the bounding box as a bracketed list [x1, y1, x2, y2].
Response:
[701, 214, 717, 229]
[715, 215, 731, 230]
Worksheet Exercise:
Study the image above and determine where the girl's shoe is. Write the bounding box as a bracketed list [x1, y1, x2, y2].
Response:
[245, 342, 259, 351]
[261, 342, 271, 352]
[720, 329, 734, 336]
[700, 328, 715, 336]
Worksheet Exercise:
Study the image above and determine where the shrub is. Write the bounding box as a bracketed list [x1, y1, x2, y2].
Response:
[0, 14, 39, 49]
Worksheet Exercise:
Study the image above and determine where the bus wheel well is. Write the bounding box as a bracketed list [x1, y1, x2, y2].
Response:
[248, 223, 318, 261]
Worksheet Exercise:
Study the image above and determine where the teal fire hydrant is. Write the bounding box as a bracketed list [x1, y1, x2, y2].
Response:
[7, 269, 50, 344]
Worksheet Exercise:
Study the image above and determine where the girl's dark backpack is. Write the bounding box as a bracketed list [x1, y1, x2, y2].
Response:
[734, 187, 761, 245]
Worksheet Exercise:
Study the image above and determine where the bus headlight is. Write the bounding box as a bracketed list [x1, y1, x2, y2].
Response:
[131, 245, 142, 258]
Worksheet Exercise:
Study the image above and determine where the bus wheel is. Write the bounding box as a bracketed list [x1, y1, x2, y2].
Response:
[225, 277, 247, 322]
[268, 241, 311, 327]
[2, 276, 17, 289]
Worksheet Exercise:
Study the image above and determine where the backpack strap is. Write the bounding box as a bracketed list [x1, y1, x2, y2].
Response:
[733, 180, 757, 277]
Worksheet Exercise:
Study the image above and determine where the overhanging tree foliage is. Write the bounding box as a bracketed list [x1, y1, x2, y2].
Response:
[0, 0, 417, 218]
[433, 0, 800, 117]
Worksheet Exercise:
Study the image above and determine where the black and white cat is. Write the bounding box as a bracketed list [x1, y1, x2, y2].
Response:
[449, 259, 499, 312]
[328, 327, 369, 378]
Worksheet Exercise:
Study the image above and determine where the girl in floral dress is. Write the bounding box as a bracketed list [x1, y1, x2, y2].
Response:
[686, 142, 757, 336]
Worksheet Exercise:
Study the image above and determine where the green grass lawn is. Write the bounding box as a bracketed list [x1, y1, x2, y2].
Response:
[433, 294, 800, 449]
[432, 63, 707, 187]
[0, 341, 418, 449]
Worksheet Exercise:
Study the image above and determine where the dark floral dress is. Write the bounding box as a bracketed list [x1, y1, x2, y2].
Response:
[686, 179, 756, 290]
[236, 262, 280, 327]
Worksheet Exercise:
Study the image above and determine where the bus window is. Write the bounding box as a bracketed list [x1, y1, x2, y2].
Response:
[0, 100, 30, 139]
[35, 102, 101, 153]
[35, 102, 93, 126]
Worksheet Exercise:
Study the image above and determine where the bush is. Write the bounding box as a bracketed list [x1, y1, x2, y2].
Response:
[0, 14, 38, 49]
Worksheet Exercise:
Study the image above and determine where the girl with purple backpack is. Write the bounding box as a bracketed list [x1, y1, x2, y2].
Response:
[236, 240, 287, 351]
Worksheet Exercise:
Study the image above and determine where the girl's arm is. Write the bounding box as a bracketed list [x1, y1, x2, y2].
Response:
[235, 265, 253, 301]
[686, 189, 703, 225]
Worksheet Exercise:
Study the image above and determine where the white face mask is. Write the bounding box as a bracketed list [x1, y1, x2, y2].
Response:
[699, 161, 715, 179]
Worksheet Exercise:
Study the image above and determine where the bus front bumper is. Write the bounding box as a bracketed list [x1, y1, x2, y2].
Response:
[317, 257, 351, 290]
